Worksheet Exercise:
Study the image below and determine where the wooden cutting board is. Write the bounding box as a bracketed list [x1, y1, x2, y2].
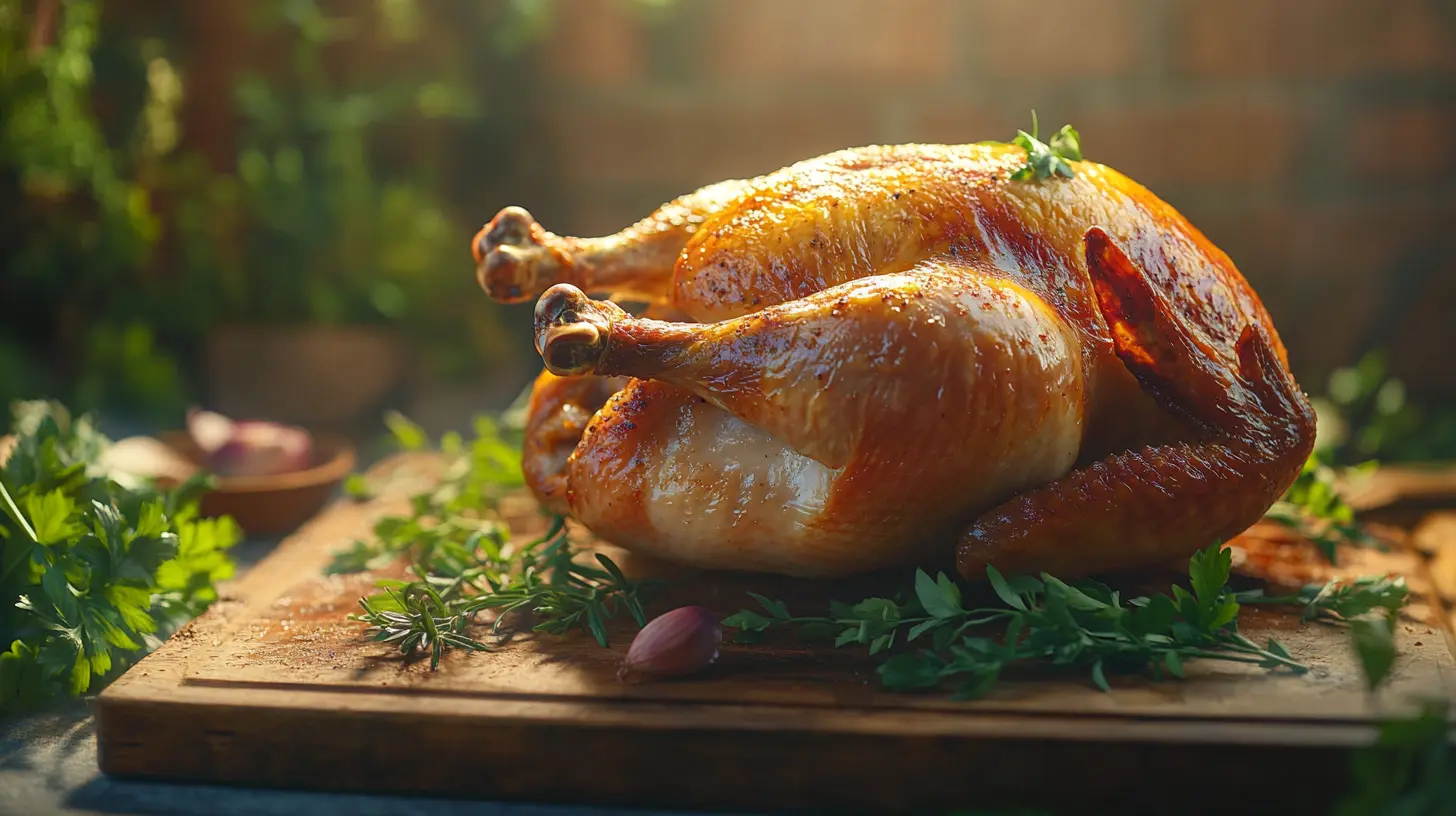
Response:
[96, 454, 1456, 814]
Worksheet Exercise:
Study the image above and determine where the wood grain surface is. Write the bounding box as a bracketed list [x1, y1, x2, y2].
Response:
[96, 454, 1456, 814]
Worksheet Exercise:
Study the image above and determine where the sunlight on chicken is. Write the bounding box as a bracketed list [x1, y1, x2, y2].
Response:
[475, 142, 1316, 581]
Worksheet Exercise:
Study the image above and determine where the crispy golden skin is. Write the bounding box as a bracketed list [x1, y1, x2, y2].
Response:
[475, 143, 1316, 580]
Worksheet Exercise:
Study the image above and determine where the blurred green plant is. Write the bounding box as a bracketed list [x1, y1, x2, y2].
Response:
[1334, 600, 1454, 816]
[159, 0, 642, 383]
[1336, 701, 1455, 816]
[0, 0, 692, 421]
[0, 0, 187, 422]
[177, 0, 478, 328]
[1313, 351, 1456, 466]
[162, 0, 683, 384]
[1265, 453, 1379, 563]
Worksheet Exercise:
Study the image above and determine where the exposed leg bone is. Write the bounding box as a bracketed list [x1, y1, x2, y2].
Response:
[472, 179, 751, 305]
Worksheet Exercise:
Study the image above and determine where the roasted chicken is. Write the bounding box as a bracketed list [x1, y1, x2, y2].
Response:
[471, 143, 1316, 581]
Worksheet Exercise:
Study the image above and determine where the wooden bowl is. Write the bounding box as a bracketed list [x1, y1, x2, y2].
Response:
[157, 431, 357, 537]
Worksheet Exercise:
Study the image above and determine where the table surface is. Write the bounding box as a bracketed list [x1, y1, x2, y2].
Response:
[0, 537, 744, 816]
[10, 456, 1455, 816]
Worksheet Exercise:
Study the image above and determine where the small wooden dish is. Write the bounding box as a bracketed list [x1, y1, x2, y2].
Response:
[157, 432, 357, 537]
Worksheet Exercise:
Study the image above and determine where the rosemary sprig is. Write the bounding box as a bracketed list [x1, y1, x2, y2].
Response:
[335, 414, 654, 669]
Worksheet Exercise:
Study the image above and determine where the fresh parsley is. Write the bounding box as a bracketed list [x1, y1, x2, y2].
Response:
[334, 413, 655, 669]
[1315, 560, 1452, 814]
[1236, 574, 1409, 625]
[1239, 573, 1411, 692]
[997, 111, 1083, 181]
[327, 412, 527, 574]
[724, 543, 1411, 698]
[1337, 701, 1455, 815]
[0, 400, 240, 711]
[1264, 452, 1379, 563]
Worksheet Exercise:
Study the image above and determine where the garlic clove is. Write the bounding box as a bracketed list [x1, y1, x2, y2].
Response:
[619, 606, 722, 683]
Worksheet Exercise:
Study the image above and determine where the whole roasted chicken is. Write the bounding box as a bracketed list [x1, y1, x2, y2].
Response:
[472, 142, 1316, 581]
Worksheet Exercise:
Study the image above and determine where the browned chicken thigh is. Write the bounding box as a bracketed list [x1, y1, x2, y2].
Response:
[473, 143, 1316, 580]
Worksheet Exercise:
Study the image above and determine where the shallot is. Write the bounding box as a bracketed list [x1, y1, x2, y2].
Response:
[618, 606, 722, 683]
[187, 408, 313, 478]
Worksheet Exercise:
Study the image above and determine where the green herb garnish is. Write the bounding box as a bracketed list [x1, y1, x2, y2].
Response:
[725, 543, 1410, 698]
[1325, 553, 1452, 814]
[1236, 574, 1409, 624]
[1240, 573, 1410, 693]
[1338, 701, 1455, 814]
[336, 414, 1403, 698]
[0, 400, 240, 710]
[1263, 453, 1379, 563]
[334, 414, 655, 669]
[1002, 111, 1082, 181]
[326, 412, 526, 574]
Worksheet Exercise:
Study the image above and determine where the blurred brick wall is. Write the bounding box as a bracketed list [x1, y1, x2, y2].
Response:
[509, 0, 1456, 398]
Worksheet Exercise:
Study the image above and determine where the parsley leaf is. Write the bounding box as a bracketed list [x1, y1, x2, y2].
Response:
[1349, 613, 1398, 692]
[1047, 122, 1082, 161]
[24, 490, 81, 545]
[1263, 452, 1378, 563]
[384, 410, 428, 451]
[1238, 573, 1409, 694]
[725, 542, 1409, 700]
[915, 569, 964, 619]
[1003, 112, 1083, 181]
[1336, 701, 1454, 815]
[1236, 574, 1410, 625]
[0, 400, 240, 711]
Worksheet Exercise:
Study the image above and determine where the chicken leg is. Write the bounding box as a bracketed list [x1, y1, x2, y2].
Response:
[518, 370, 625, 516]
[531, 231, 1312, 580]
[536, 259, 1085, 576]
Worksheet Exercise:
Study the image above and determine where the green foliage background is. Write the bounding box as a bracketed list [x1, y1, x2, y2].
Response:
[1, 0, 1453, 464]
[0, 0, 584, 427]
